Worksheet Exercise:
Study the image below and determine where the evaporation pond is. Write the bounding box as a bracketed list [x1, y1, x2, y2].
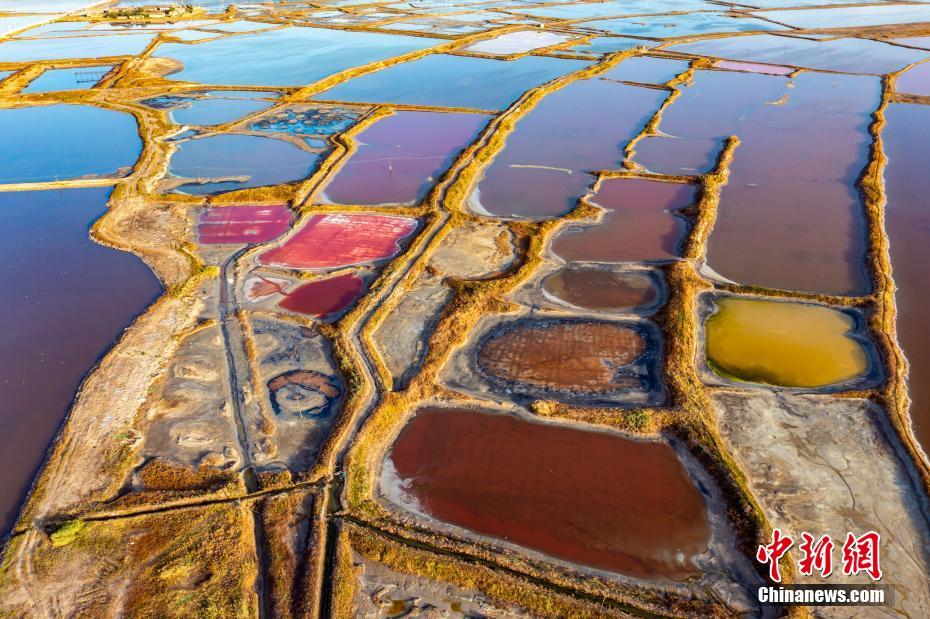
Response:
[155, 27, 441, 86]
[167, 134, 322, 195]
[278, 273, 364, 318]
[704, 296, 871, 388]
[896, 61, 930, 97]
[0, 33, 155, 62]
[258, 213, 417, 269]
[198, 204, 293, 244]
[600, 56, 690, 84]
[464, 30, 572, 55]
[581, 12, 786, 38]
[552, 178, 695, 262]
[171, 96, 273, 126]
[542, 267, 660, 312]
[470, 79, 666, 218]
[669, 35, 928, 74]
[21, 65, 112, 93]
[883, 103, 930, 454]
[634, 70, 876, 295]
[315, 54, 590, 111]
[385, 407, 711, 580]
[477, 319, 646, 393]
[0, 189, 160, 534]
[320, 111, 489, 206]
[0, 104, 140, 184]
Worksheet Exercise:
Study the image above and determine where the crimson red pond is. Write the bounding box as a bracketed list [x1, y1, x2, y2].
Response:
[386, 408, 711, 580]
[198, 204, 293, 244]
[258, 213, 417, 269]
[278, 273, 364, 318]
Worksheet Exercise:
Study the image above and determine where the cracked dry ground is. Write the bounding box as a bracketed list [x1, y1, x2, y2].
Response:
[1, 0, 930, 617]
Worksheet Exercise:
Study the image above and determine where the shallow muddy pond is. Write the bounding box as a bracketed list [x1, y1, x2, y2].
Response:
[552, 178, 695, 262]
[319, 111, 488, 205]
[542, 267, 659, 312]
[258, 213, 417, 270]
[315, 54, 589, 111]
[884, 102, 930, 454]
[704, 296, 871, 389]
[0, 188, 160, 533]
[385, 407, 711, 580]
[0, 104, 140, 184]
[167, 133, 322, 195]
[476, 319, 647, 394]
[155, 26, 440, 87]
[470, 79, 667, 218]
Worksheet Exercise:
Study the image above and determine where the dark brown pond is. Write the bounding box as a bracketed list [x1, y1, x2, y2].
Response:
[476, 319, 645, 393]
[551, 178, 695, 262]
[541, 267, 659, 311]
[884, 102, 930, 454]
[470, 78, 668, 218]
[0, 189, 161, 534]
[386, 407, 711, 580]
[635, 69, 877, 294]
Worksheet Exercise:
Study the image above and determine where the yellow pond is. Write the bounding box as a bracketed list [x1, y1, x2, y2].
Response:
[705, 297, 869, 388]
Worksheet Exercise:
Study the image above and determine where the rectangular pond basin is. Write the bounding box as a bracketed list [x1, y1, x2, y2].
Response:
[463, 30, 573, 55]
[635, 69, 877, 295]
[552, 178, 696, 263]
[884, 102, 930, 458]
[167, 133, 323, 195]
[384, 407, 711, 580]
[0, 32, 155, 62]
[258, 213, 417, 270]
[581, 12, 787, 38]
[21, 64, 113, 92]
[668, 34, 929, 75]
[469, 78, 668, 218]
[896, 61, 930, 97]
[515, 0, 716, 20]
[756, 4, 930, 29]
[0, 188, 161, 535]
[154, 26, 442, 87]
[600, 55, 690, 84]
[170, 95, 274, 126]
[314, 54, 590, 111]
[198, 204, 293, 244]
[0, 104, 140, 184]
[319, 111, 489, 206]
